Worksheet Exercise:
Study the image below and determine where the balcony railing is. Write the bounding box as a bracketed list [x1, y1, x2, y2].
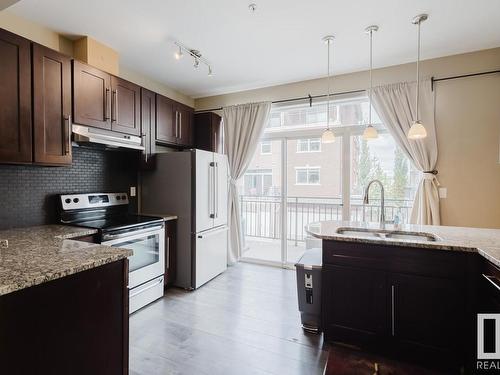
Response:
[240, 195, 413, 244]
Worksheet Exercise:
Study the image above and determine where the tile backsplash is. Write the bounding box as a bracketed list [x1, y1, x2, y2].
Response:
[0, 146, 139, 229]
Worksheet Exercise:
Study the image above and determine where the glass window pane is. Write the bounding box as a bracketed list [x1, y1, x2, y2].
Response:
[296, 169, 307, 184]
[310, 139, 321, 151]
[350, 133, 419, 223]
[308, 169, 320, 184]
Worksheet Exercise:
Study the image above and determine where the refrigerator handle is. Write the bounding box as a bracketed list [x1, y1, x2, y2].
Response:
[209, 162, 215, 218]
[215, 162, 219, 219]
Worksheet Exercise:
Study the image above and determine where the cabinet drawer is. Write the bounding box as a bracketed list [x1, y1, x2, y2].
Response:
[323, 240, 468, 278]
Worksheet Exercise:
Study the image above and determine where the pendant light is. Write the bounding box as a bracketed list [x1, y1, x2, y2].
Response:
[362, 25, 379, 140]
[407, 14, 428, 140]
[321, 35, 335, 144]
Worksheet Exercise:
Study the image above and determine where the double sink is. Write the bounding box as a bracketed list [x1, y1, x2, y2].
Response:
[336, 227, 440, 242]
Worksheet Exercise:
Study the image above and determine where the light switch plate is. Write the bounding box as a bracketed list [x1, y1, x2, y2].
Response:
[130, 186, 136, 197]
[439, 187, 447, 199]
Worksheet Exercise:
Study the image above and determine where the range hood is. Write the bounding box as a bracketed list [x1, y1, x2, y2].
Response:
[72, 125, 144, 151]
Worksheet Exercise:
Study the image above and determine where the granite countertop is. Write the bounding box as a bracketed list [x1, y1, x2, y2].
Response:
[306, 220, 500, 267]
[140, 212, 178, 222]
[0, 225, 132, 296]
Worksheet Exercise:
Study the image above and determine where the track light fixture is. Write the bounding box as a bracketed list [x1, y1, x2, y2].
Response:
[174, 41, 214, 76]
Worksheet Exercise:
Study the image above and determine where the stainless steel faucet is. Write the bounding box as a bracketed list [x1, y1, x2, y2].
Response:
[363, 180, 385, 225]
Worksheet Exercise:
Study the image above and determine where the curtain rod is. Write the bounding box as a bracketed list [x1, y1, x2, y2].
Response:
[194, 89, 366, 113]
[195, 68, 500, 113]
[431, 69, 500, 91]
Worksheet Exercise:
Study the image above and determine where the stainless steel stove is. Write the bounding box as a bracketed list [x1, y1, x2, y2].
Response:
[59, 192, 165, 313]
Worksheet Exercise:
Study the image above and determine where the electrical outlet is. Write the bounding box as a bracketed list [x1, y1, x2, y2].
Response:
[439, 187, 447, 199]
[0, 239, 8, 248]
[130, 186, 136, 197]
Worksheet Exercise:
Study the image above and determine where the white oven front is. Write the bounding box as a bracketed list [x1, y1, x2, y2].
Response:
[102, 225, 165, 290]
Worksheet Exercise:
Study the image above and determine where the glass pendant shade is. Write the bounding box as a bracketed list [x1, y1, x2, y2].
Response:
[362, 125, 378, 140]
[407, 120, 427, 140]
[321, 128, 335, 143]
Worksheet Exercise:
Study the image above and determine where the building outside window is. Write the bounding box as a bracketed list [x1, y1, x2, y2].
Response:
[260, 141, 272, 155]
[295, 167, 321, 185]
[296, 138, 321, 153]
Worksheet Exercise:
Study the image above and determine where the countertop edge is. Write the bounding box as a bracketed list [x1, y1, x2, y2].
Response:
[305, 225, 500, 268]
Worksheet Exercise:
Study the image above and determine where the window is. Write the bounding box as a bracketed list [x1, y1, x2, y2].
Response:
[244, 169, 273, 196]
[295, 167, 321, 185]
[266, 95, 381, 131]
[296, 138, 321, 153]
[260, 141, 272, 155]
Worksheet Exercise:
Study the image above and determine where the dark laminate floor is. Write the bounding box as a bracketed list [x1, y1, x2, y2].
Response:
[129, 262, 328, 375]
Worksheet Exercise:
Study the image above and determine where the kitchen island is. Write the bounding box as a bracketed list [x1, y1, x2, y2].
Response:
[307, 221, 500, 372]
[0, 225, 132, 375]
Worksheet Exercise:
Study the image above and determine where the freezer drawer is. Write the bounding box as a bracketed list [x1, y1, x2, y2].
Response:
[195, 226, 228, 289]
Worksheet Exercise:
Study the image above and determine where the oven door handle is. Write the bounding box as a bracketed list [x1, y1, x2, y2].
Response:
[102, 224, 164, 242]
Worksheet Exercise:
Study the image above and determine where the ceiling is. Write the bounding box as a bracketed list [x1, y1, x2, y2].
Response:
[7, 0, 500, 98]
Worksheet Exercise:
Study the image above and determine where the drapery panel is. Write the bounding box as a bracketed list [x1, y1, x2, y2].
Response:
[222, 102, 272, 264]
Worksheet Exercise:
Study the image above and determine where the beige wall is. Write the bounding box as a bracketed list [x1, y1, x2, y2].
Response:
[0, 10, 194, 107]
[197, 48, 500, 229]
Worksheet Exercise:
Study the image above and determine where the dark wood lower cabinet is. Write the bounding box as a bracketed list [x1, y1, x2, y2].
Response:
[322, 264, 387, 346]
[0, 260, 129, 375]
[322, 240, 476, 372]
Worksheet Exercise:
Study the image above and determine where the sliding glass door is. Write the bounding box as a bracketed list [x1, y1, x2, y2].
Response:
[239, 93, 418, 267]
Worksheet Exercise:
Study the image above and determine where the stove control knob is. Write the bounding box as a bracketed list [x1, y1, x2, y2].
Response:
[65, 198, 71, 204]
[73, 198, 79, 203]
[116, 196, 121, 200]
[122, 195, 127, 200]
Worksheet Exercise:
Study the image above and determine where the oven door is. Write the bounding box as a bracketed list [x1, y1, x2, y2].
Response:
[102, 225, 165, 289]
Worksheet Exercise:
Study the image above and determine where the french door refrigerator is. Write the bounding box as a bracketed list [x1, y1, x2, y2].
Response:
[141, 149, 228, 289]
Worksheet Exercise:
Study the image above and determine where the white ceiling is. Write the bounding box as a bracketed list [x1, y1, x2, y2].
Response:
[7, 0, 500, 98]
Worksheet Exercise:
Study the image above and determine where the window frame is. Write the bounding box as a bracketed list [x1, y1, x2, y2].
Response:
[294, 166, 321, 186]
[260, 141, 272, 155]
[296, 138, 322, 153]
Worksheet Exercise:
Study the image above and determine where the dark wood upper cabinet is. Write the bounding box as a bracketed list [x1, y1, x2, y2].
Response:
[194, 112, 224, 153]
[0, 28, 32, 164]
[111, 76, 141, 136]
[175, 103, 193, 146]
[156, 94, 176, 144]
[72, 60, 111, 130]
[32, 43, 72, 165]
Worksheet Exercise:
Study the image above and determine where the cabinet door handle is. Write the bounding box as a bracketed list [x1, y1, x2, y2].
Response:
[142, 133, 148, 162]
[63, 114, 72, 155]
[391, 284, 395, 337]
[175, 111, 178, 138]
[179, 112, 182, 139]
[104, 88, 110, 120]
[111, 90, 117, 122]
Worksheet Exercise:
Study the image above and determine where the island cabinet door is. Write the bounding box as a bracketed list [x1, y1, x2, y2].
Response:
[389, 273, 464, 357]
[322, 264, 388, 346]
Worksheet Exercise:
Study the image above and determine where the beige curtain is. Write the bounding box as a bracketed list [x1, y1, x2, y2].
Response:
[372, 80, 440, 225]
[223, 102, 272, 264]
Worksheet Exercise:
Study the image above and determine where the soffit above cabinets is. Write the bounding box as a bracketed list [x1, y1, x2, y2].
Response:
[7, 0, 500, 98]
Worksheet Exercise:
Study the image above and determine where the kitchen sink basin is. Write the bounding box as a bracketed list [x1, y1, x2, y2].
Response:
[335, 227, 439, 242]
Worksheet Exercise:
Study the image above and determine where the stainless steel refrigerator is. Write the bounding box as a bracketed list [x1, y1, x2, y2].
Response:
[140, 149, 228, 290]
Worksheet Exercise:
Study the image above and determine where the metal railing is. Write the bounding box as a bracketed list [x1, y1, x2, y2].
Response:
[240, 195, 413, 244]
